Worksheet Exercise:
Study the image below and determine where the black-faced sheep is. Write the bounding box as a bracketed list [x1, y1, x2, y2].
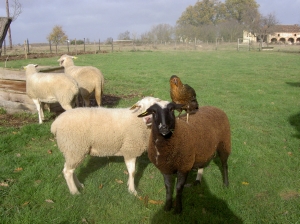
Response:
[24, 64, 79, 124]
[138, 102, 231, 213]
[50, 97, 169, 195]
[57, 54, 104, 107]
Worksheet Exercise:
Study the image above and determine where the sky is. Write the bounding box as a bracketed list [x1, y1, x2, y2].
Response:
[1, 0, 300, 45]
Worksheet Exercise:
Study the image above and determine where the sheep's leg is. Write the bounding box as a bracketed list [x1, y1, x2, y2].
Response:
[222, 159, 229, 187]
[124, 157, 137, 195]
[174, 172, 188, 214]
[63, 163, 80, 195]
[40, 104, 45, 121]
[162, 174, 174, 212]
[194, 168, 203, 185]
[95, 86, 102, 106]
[83, 96, 90, 107]
[219, 151, 229, 187]
[73, 173, 84, 189]
[32, 99, 43, 124]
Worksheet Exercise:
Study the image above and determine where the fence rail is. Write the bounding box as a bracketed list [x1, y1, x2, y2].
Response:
[1, 39, 300, 59]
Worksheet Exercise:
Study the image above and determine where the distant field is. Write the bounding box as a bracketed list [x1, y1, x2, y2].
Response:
[1, 50, 300, 223]
[1, 41, 300, 59]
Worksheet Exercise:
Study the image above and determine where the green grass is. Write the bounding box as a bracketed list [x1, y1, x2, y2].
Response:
[1, 50, 300, 223]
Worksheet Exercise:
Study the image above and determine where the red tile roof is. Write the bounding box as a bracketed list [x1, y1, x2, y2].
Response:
[273, 24, 300, 33]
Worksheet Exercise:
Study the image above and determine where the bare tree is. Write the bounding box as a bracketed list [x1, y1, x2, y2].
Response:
[118, 30, 130, 40]
[6, 0, 22, 48]
[140, 24, 174, 44]
[254, 13, 279, 44]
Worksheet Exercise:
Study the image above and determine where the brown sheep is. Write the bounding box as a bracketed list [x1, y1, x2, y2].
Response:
[138, 103, 231, 214]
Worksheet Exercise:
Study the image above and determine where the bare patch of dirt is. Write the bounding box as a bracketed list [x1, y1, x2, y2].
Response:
[279, 190, 299, 200]
[0, 113, 37, 128]
[0, 93, 140, 128]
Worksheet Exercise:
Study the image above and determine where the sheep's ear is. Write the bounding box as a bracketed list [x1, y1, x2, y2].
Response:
[138, 110, 151, 117]
[72, 56, 78, 60]
[34, 64, 38, 68]
[23, 66, 27, 70]
[130, 104, 140, 110]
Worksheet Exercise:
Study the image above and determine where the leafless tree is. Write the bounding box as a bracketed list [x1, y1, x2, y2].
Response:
[254, 13, 279, 44]
[6, 0, 22, 48]
[118, 30, 130, 40]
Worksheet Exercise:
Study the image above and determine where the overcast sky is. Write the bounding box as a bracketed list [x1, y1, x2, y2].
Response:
[1, 0, 299, 44]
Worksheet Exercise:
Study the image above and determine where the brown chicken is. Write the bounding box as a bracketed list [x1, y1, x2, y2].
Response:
[169, 75, 199, 123]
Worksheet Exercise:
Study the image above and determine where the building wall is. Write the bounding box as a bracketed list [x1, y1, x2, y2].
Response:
[268, 32, 300, 44]
[243, 25, 300, 44]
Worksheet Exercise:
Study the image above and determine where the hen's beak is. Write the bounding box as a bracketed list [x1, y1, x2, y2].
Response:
[172, 78, 178, 86]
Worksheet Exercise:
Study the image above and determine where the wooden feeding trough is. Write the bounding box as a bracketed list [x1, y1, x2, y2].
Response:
[0, 66, 65, 114]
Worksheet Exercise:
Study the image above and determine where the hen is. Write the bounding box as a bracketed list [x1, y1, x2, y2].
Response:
[169, 75, 199, 122]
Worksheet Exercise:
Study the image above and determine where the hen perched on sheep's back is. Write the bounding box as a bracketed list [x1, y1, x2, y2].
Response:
[169, 75, 199, 122]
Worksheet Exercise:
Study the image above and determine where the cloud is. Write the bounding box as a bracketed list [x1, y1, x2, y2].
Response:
[1, 0, 299, 44]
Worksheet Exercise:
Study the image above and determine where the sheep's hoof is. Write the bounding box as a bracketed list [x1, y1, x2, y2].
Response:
[173, 206, 182, 214]
[193, 180, 201, 186]
[70, 190, 80, 195]
[129, 189, 138, 196]
[164, 201, 172, 212]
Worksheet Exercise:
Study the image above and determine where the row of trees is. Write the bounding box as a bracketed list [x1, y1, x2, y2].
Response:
[47, 0, 278, 49]
[118, 0, 278, 43]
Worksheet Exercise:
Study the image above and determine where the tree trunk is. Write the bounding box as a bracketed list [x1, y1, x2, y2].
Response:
[6, 0, 13, 49]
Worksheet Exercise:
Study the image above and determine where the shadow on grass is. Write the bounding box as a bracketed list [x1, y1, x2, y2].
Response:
[150, 177, 243, 224]
[77, 153, 150, 190]
[286, 82, 300, 87]
[289, 112, 300, 139]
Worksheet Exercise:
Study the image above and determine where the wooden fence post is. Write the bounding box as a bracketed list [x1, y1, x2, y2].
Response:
[99, 39, 101, 52]
[24, 40, 28, 59]
[84, 38, 85, 52]
[75, 38, 77, 55]
[112, 38, 114, 52]
[27, 38, 30, 54]
[49, 41, 52, 54]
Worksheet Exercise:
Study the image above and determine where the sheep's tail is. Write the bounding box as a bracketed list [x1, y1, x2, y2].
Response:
[95, 73, 104, 106]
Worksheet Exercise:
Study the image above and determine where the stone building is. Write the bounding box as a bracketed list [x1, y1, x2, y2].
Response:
[243, 24, 300, 44]
[268, 24, 300, 44]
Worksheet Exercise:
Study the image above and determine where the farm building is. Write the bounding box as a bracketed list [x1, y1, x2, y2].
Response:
[268, 24, 300, 44]
[243, 24, 300, 44]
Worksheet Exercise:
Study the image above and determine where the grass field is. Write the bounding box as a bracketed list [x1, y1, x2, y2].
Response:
[1, 50, 300, 223]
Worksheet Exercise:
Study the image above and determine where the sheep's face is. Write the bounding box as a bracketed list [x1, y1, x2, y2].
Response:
[138, 102, 182, 137]
[57, 55, 76, 67]
[131, 97, 169, 127]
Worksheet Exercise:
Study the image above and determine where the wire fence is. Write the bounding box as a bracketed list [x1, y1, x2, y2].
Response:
[1, 38, 300, 59]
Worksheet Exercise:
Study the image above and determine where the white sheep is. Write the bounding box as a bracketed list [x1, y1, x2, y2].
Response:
[57, 54, 104, 107]
[24, 64, 79, 124]
[50, 96, 169, 195]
